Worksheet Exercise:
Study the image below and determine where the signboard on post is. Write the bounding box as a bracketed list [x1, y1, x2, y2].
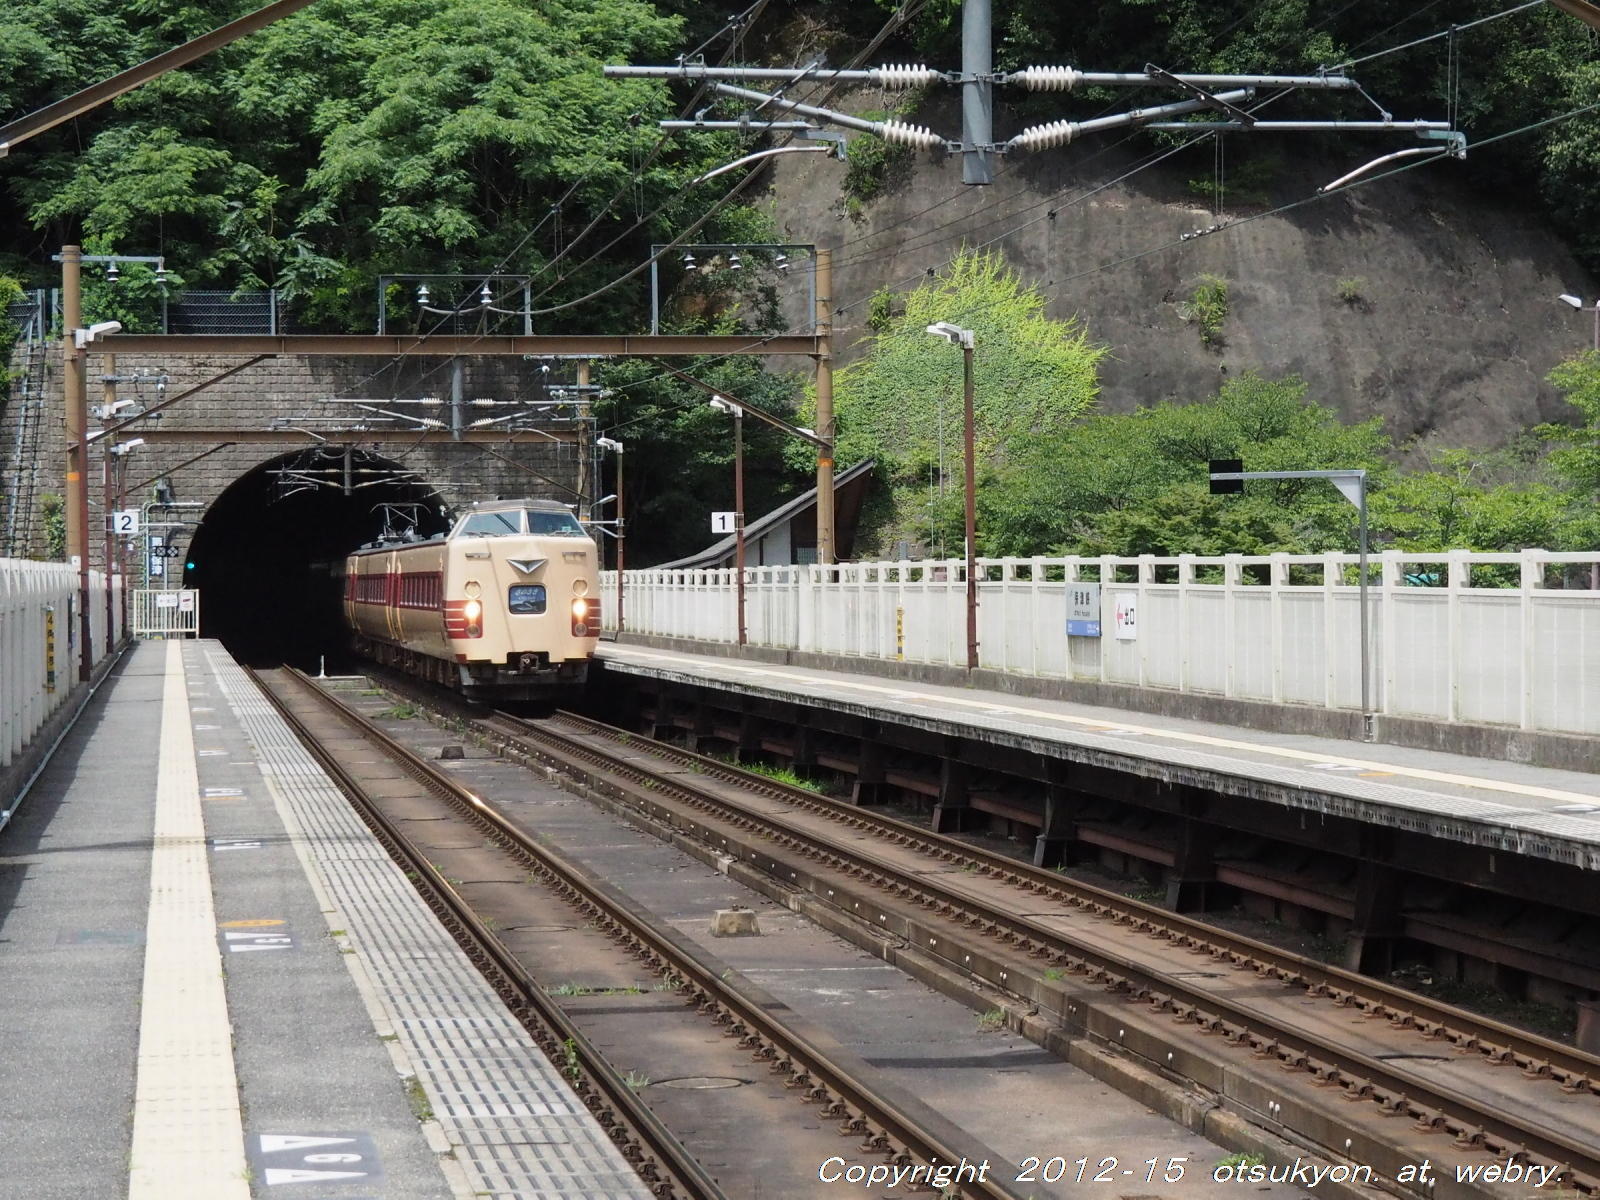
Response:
[148, 534, 164, 579]
[1066, 583, 1101, 637]
[111, 509, 140, 535]
[1114, 592, 1138, 640]
[710, 511, 737, 534]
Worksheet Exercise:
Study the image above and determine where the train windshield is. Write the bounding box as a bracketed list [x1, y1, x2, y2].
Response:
[458, 511, 523, 537]
[526, 510, 587, 537]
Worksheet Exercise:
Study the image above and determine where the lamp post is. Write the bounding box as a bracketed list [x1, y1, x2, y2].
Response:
[925, 322, 979, 670]
[708, 396, 746, 646]
[595, 437, 625, 633]
[1558, 292, 1600, 351]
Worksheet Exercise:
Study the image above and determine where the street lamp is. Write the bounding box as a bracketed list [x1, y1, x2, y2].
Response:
[595, 437, 625, 633]
[925, 321, 979, 670]
[1558, 293, 1600, 351]
[707, 396, 747, 647]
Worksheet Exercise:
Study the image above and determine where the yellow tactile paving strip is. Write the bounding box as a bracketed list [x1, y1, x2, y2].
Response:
[127, 641, 250, 1200]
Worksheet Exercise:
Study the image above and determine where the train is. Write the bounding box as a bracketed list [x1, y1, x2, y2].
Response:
[342, 498, 601, 700]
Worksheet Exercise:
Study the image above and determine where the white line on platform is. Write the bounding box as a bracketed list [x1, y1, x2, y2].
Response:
[127, 641, 250, 1200]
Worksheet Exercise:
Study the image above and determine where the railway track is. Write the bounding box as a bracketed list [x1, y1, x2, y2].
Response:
[452, 704, 1600, 1200]
[251, 667, 1026, 1200]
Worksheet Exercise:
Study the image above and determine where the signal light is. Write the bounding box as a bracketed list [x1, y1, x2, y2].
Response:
[185, 560, 196, 570]
[1208, 459, 1244, 495]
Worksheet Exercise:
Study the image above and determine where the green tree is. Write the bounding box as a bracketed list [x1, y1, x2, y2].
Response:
[1, 0, 766, 330]
[1540, 351, 1600, 548]
[596, 349, 807, 566]
[984, 372, 1390, 557]
[1372, 448, 1567, 552]
[801, 248, 1105, 554]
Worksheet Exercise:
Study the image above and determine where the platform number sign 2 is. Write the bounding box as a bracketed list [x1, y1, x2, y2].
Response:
[111, 509, 139, 535]
[250, 1133, 381, 1186]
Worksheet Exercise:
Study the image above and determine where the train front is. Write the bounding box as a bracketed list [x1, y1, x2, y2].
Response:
[444, 499, 601, 700]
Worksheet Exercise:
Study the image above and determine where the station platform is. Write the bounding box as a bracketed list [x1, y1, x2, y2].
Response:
[595, 641, 1600, 872]
[0, 639, 652, 1200]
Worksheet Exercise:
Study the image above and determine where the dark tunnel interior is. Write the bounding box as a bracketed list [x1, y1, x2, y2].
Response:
[181, 450, 450, 669]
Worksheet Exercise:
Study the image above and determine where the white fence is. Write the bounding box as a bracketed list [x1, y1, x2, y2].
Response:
[2, 559, 125, 773]
[605, 550, 1600, 738]
[132, 589, 201, 638]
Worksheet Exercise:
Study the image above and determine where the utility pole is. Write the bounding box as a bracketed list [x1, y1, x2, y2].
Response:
[814, 248, 835, 564]
[734, 403, 746, 647]
[102, 356, 117, 649]
[576, 359, 591, 521]
[61, 244, 94, 681]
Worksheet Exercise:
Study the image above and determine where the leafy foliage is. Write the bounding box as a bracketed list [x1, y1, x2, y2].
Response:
[596, 349, 808, 566]
[1181, 274, 1229, 347]
[1373, 447, 1568, 552]
[0, 0, 765, 330]
[797, 249, 1105, 555]
[983, 372, 1391, 557]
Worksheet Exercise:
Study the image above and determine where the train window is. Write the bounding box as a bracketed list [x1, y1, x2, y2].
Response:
[508, 584, 547, 615]
[459, 511, 522, 537]
[526, 510, 586, 536]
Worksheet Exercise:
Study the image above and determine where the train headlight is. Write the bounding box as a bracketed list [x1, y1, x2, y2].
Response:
[464, 599, 483, 622]
[464, 580, 482, 599]
[570, 598, 588, 618]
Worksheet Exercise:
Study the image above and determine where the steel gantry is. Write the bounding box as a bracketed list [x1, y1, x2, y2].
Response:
[605, 0, 1468, 187]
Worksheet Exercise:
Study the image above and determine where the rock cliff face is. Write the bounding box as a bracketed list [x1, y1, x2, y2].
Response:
[768, 128, 1597, 449]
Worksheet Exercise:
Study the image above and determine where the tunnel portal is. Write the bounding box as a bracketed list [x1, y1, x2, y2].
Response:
[182, 449, 450, 668]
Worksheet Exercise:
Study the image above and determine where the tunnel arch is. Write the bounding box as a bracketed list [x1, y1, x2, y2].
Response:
[182, 447, 450, 668]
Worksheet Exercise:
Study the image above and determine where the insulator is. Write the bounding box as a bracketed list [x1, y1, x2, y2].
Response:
[1014, 65, 1081, 92]
[1009, 119, 1078, 152]
[879, 120, 943, 150]
[871, 63, 939, 89]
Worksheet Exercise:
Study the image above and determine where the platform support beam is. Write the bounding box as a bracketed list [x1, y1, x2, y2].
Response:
[1346, 858, 1405, 976]
[931, 740, 971, 833]
[1033, 759, 1079, 868]
[851, 722, 886, 805]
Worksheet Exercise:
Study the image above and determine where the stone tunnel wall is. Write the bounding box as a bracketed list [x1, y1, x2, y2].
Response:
[2, 347, 585, 566]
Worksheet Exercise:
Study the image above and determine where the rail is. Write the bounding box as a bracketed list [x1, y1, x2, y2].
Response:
[467, 706, 1600, 1196]
[256, 667, 1025, 1200]
[250, 667, 726, 1200]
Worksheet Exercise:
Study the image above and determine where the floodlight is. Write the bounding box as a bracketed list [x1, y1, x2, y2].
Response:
[74, 320, 122, 349]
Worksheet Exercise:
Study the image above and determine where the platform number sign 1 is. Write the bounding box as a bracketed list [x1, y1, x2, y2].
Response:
[710, 511, 738, 534]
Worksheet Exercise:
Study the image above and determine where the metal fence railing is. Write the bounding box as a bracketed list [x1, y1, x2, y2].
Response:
[131, 589, 200, 638]
[604, 549, 1600, 738]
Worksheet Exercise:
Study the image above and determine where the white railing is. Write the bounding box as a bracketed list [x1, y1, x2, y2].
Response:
[2, 559, 126, 772]
[132, 589, 201, 638]
[603, 550, 1600, 737]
